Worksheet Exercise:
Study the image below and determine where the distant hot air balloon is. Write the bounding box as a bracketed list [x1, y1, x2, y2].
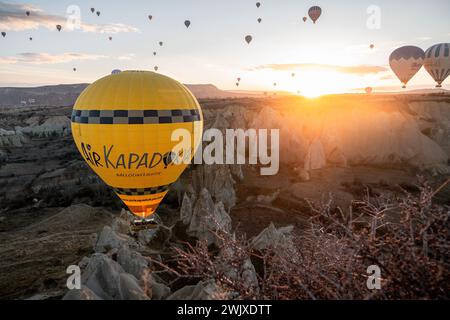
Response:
[159, 41, 163, 46]
[291, 73, 295, 77]
[184, 20, 191, 28]
[308, 6, 322, 24]
[73, 68, 77, 72]
[96, 11, 100, 17]
[370, 44, 375, 49]
[424, 43, 450, 88]
[302, 16, 307, 22]
[236, 82, 239, 87]
[256, 2, 261, 8]
[153, 52, 157, 56]
[154, 66, 159, 71]
[148, 15, 153, 21]
[1, 32, 6, 38]
[71, 71, 203, 221]
[111, 69, 121, 74]
[56, 25, 62, 32]
[273, 83, 277, 87]
[91, 8, 95, 13]
[389, 45, 425, 88]
[365, 87, 373, 94]
[26, 11, 30, 16]
[245, 35, 253, 44]
[237, 77, 241, 82]
[109, 36, 112, 41]
[257, 18, 262, 23]
[29, 37, 33, 41]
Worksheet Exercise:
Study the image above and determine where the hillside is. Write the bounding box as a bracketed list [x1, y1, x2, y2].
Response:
[0, 83, 259, 108]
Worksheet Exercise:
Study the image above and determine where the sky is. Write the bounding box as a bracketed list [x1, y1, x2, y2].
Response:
[0, 0, 449, 96]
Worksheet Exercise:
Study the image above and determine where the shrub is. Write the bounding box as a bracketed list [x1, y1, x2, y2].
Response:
[167, 183, 450, 299]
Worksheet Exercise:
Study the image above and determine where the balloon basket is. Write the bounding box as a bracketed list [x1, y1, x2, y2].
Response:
[129, 218, 158, 235]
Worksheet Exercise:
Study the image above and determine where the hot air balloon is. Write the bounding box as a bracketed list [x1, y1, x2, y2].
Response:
[365, 87, 373, 94]
[308, 6, 322, 24]
[56, 25, 62, 32]
[424, 43, 450, 88]
[154, 66, 159, 71]
[184, 20, 191, 28]
[389, 46, 425, 88]
[370, 44, 375, 49]
[256, 2, 261, 8]
[245, 35, 253, 44]
[159, 41, 163, 46]
[273, 83, 277, 87]
[291, 73, 295, 77]
[73, 68, 77, 72]
[29, 37, 33, 41]
[111, 69, 121, 75]
[91, 8, 95, 13]
[257, 18, 262, 23]
[153, 52, 157, 56]
[71, 71, 203, 222]
[302, 17, 307, 22]
[96, 11, 100, 17]
[148, 15, 153, 21]
[236, 82, 239, 87]
[1, 32, 6, 38]
[26, 11, 30, 16]
[237, 77, 241, 82]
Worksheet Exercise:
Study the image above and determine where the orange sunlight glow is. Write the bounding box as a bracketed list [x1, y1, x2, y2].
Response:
[245, 65, 383, 97]
[293, 69, 370, 98]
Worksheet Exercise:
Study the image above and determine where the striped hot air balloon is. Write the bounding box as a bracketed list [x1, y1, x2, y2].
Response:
[424, 43, 450, 88]
[389, 46, 425, 88]
[308, 6, 322, 24]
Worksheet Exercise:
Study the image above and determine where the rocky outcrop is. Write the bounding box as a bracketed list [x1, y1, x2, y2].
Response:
[18, 116, 71, 137]
[248, 101, 450, 173]
[0, 128, 28, 147]
[187, 189, 232, 245]
[251, 223, 294, 252]
[192, 164, 237, 210]
[94, 226, 137, 253]
[167, 280, 223, 300]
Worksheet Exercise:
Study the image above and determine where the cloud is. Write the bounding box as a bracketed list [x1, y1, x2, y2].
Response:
[117, 53, 136, 61]
[0, 52, 107, 64]
[252, 63, 388, 75]
[0, 2, 139, 33]
[380, 74, 395, 80]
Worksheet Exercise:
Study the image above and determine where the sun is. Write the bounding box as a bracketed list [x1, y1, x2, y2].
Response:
[282, 69, 369, 98]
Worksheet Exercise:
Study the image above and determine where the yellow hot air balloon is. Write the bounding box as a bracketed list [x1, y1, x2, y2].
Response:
[71, 71, 203, 221]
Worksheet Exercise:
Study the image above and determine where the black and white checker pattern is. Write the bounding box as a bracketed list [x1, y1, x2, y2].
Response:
[113, 184, 171, 196]
[71, 109, 201, 124]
